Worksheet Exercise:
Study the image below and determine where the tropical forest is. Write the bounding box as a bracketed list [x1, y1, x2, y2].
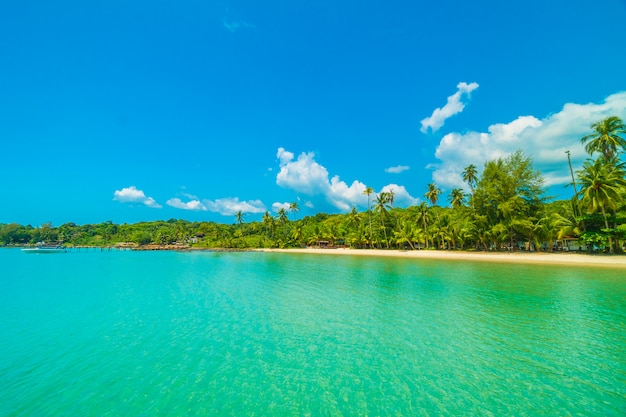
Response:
[2, 117, 626, 253]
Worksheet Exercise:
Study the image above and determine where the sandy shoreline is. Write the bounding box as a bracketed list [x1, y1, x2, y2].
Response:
[255, 247, 626, 268]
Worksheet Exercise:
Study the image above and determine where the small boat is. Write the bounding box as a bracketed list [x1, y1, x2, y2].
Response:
[22, 242, 66, 254]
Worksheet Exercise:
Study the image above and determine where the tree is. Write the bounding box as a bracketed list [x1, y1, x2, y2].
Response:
[424, 183, 442, 206]
[362, 186, 374, 247]
[415, 202, 432, 248]
[277, 207, 289, 239]
[581, 116, 626, 160]
[577, 157, 626, 253]
[463, 164, 478, 209]
[235, 210, 246, 226]
[373, 191, 393, 248]
[473, 150, 547, 250]
[262, 211, 275, 240]
[462, 164, 478, 192]
[289, 201, 300, 221]
[448, 188, 466, 208]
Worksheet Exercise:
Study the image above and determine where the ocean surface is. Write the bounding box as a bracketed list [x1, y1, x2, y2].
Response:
[1, 249, 625, 416]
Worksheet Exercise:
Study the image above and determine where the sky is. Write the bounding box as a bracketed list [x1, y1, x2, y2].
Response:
[1, 0, 626, 226]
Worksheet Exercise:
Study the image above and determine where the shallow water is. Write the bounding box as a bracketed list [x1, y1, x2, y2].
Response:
[1, 249, 625, 416]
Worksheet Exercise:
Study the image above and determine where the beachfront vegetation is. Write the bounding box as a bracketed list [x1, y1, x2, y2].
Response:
[2, 117, 625, 253]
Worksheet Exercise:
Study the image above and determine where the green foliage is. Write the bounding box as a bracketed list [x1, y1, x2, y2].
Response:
[472, 150, 547, 248]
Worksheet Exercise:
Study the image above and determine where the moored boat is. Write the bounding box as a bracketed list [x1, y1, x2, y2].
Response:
[22, 242, 66, 254]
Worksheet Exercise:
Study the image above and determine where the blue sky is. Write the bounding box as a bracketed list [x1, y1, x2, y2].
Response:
[2, 0, 626, 226]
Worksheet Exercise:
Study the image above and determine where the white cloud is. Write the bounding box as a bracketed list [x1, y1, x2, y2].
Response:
[430, 91, 626, 191]
[380, 184, 420, 207]
[276, 147, 329, 195]
[385, 165, 410, 174]
[166, 198, 208, 211]
[276, 147, 420, 211]
[271, 202, 291, 213]
[113, 186, 162, 208]
[204, 197, 266, 216]
[421, 82, 479, 133]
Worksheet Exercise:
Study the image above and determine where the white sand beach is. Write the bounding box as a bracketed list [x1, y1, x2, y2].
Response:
[257, 247, 626, 268]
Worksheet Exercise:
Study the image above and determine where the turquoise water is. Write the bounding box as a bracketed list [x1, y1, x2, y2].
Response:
[1, 249, 625, 416]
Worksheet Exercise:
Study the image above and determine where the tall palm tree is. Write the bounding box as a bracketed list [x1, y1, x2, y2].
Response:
[277, 208, 289, 239]
[262, 211, 274, 239]
[463, 164, 478, 209]
[362, 186, 374, 247]
[374, 192, 393, 248]
[448, 188, 466, 208]
[416, 202, 431, 248]
[424, 183, 442, 206]
[577, 157, 626, 253]
[581, 116, 626, 160]
[289, 201, 300, 221]
[462, 164, 478, 192]
[425, 183, 442, 248]
[235, 210, 245, 226]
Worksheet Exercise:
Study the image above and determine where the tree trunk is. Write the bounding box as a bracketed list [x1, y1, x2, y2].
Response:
[601, 206, 613, 254]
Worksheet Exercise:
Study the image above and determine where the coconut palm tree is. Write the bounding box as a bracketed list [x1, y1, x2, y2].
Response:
[580, 116, 626, 160]
[415, 202, 431, 248]
[289, 201, 300, 221]
[462, 164, 478, 192]
[374, 192, 393, 248]
[347, 206, 362, 230]
[448, 188, 466, 208]
[235, 210, 245, 226]
[262, 211, 275, 239]
[362, 186, 374, 247]
[463, 164, 478, 209]
[424, 183, 442, 206]
[393, 220, 420, 250]
[277, 207, 289, 239]
[577, 157, 626, 253]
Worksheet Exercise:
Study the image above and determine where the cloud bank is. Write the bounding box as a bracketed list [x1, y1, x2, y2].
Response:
[421, 82, 479, 133]
[276, 147, 419, 211]
[113, 186, 161, 208]
[430, 91, 626, 190]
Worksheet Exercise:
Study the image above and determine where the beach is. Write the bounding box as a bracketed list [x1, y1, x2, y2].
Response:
[258, 247, 626, 268]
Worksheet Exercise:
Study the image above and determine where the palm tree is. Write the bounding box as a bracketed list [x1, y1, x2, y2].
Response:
[277, 208, 289, 239]
[463, 164, 478, 209]
[425, 183, 442, 248]
[393, 220, 420, 250]
[416, 202, 431, 248]
[462, 164, 478, 192]
[235, 210, 245, 226]
[347, 206, 361, 229]
[581, 116, 626, 160]
[374, 192, 393, 248]
[448, 188, 466, 208]
[262, 211, 275, 239]
[424, 183, 442, 206]
[289, 201, 300, 221]
[362, 186, 374, 247]
[577, 157, 626, 253]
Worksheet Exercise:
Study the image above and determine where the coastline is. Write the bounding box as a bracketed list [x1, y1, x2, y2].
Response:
[255, 247, 626, 268]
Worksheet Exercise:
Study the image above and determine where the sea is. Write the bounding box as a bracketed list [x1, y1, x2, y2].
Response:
[1, 248, 625, 416]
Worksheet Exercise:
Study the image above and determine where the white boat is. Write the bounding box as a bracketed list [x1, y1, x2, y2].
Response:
[22, 242, 66, 254]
